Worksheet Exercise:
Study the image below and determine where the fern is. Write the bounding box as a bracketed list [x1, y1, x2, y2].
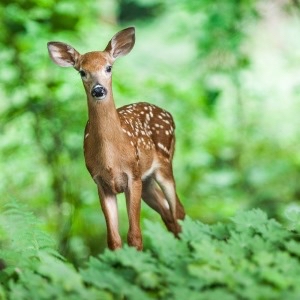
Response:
[285, 204, 300, 231]
[0, 201, 59, 282]
[1, 203, 300, 299]
[81, 247, 155, 300]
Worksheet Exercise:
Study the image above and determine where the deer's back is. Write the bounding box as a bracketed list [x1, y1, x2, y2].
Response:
[117, 102, 176, 161]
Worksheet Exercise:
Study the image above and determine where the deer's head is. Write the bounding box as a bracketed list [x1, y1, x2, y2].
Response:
[47, 27, 135, 101]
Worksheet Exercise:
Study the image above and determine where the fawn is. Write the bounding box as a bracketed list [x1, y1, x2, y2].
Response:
[47, 27, 185, 250]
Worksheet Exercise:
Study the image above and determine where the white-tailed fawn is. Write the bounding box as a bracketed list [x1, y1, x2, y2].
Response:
[47, 27, 185, 250]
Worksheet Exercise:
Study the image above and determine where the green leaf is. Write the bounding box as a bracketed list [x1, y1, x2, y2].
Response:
[230, 209, 269, 232]
[144, 220, 190, 266]
[285, 205, 300, 231]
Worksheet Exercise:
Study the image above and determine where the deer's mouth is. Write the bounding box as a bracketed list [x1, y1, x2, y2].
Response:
[91, 84, 107, 100]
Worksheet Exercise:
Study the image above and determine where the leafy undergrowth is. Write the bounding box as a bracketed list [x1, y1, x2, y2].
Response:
[1, 203, 300, 299]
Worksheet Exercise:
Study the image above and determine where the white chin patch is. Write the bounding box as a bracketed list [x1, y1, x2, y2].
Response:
[95, 95, 106, 101]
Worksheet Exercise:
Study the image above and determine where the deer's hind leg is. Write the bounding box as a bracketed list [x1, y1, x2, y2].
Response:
[142, 177, 184, 236]
[154, 167, 185, 237]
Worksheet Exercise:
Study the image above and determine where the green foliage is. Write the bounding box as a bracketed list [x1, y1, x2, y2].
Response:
[0, 201, 59, 282]
[1, 4, 300, 299]
[1, 204, 300, 299]
[0, 202, 110, 300]
[2, 0, 300, 264]
[181, 0, 258, 71]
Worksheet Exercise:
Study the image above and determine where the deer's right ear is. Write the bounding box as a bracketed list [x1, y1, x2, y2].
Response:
[47, 42, 80, 68]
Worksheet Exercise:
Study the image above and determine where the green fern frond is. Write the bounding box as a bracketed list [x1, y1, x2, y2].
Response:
[0, 200, 59, 281]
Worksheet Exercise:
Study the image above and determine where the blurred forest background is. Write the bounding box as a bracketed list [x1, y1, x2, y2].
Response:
[1, 0, 300, 265]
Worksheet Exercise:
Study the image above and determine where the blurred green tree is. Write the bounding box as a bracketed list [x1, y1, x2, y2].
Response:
[0, 0, 106, 261]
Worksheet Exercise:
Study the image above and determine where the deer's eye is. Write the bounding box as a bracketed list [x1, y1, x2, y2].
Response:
[106, 66, 112, 73]
[79, 70, 86, 77]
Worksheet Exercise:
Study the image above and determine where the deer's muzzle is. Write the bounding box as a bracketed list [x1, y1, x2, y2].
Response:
[91, 84, 107, 100]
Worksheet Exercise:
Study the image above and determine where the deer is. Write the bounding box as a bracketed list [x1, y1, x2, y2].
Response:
[47, 27, 185, 251]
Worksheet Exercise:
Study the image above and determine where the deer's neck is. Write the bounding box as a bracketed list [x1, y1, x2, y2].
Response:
[87, 93, 123, 141]
[84, 91, 127, 183]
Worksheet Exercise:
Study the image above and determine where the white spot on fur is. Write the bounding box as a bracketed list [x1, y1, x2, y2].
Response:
[158, 142, 169, 153]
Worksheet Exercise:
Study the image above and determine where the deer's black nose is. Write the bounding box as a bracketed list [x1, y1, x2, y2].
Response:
[91, 84, 107, 99]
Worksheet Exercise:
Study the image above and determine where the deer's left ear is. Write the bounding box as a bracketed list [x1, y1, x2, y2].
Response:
[47, 42, 81, 68]
[105, 27, 135, 60]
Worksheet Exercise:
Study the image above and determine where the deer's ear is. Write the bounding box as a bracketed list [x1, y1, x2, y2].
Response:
[105, 27, 135, 60]
[47, 42, 81, 68]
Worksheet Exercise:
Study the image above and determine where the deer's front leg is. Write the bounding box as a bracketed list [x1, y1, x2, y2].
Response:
[125, 179, 143, 250]
[97, 185, 122, 250]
